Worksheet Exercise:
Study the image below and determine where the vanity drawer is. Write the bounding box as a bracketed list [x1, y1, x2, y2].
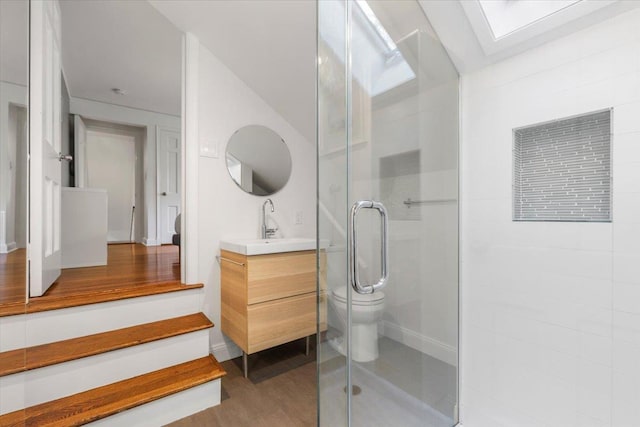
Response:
[246, 250, 319, 304]
[247, 292, 317, 353]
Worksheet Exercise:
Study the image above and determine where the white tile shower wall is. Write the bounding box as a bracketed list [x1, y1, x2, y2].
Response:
[461, 8, 640, 427]
[196, 43, 315, 361]
[371, 79, 459, 366]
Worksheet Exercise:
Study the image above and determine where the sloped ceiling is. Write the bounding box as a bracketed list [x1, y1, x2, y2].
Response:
[420, 0, 640, 74]
[27, 0, 639, 132]
[149, 0, 317, 142]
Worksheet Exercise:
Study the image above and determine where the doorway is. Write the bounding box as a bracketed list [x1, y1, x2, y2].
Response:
[28, 0, 184, 297]
[76, 119, 143, 243]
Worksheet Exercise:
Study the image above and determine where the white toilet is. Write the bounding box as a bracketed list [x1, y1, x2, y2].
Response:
[330, 286, 385, 362]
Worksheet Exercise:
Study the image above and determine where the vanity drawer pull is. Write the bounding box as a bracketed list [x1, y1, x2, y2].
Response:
[218, 256, 245, 267]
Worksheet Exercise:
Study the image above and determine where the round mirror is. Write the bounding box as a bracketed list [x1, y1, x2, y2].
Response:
[225, 125, 292, 196]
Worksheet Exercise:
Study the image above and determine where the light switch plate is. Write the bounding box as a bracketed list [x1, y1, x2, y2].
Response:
[199, 141, 218, 158]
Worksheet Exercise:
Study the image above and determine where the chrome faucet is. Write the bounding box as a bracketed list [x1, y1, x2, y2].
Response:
[261, 199, 277, 239]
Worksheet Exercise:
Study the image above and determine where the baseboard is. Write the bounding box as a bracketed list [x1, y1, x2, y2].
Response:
[211, 340, 242, 362]
[0, 242, 17, 254]
[62, 260, 107, 269]
[381, 321, 457, 366]
[141, 238, 160, 246]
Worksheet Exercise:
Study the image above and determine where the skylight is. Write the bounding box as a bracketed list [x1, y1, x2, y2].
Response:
[479, 0, 582, 39]
[354, 0, 397, 53]
[318, 0, 415, 97]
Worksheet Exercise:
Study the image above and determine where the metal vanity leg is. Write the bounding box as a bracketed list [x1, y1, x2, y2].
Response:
[242, 351, 248, 378]
[305, 335, 311, 356]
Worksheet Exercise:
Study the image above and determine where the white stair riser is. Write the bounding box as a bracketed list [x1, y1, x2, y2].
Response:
[12, 289, 203, 350]
[0, 329, 209, 415]
[0, 372, 25, 415]
[86, 379, 221, 426]
[0, 315, 27, 352]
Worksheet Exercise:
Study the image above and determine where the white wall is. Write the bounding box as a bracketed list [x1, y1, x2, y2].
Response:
[196, 43, 315, 360]
[461, 9, 640, 427]
[69, 98, 180, 246]
[86, 130, 137, 242]
[0, 81, 27, 253]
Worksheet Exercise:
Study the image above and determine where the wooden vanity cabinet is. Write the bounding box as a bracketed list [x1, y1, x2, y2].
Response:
[220, 249, 326, 356]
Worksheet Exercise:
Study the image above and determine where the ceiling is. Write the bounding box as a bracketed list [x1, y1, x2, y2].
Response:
[0, 0, 29, 87]
[150, 0, 640, 141]
[60, 0, 182, 116]
[4, 0, 640, 129]
[149, 0, 317, 142]
[420, 0, 640, 73]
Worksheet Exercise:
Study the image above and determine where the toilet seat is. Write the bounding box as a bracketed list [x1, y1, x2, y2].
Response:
[332, 286, 384, 306]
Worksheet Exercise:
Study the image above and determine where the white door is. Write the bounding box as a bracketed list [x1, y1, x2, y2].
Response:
[74, 115, 87, 188]
[30, 0, 63, 297]
[158, 128, 181, 244]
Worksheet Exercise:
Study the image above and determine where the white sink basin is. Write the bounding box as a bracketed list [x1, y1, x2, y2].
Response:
[220, 238, 328, 256]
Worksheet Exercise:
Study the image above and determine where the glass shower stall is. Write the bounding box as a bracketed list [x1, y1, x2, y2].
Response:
[317, 0, 460, 425]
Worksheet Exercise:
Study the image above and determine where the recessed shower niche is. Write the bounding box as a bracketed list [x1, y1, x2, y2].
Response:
[379, 150, 421, 221]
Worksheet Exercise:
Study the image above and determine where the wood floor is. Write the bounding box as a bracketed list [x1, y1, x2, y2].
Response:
[1, 244, 186, 316]
[167, 339, 317, 427]
[0, 249, 27, 316]
[47, 243, 180, 294]
[27, 244, 194, 313]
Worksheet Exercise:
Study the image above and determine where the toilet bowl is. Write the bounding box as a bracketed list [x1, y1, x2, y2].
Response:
[330, 286, 385, 362]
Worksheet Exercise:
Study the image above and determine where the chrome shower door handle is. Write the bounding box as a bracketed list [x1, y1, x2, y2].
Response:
[349, 200, 389, 295]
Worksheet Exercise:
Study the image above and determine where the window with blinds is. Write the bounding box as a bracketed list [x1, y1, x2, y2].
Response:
[513, 110, 611, 222]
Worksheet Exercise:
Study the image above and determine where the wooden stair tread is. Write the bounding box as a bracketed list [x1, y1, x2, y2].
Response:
[0, 301, 26, 317]
[26, 281, 203, 313]
[0, 355, 226, 427]
[0, 313, 213, 377]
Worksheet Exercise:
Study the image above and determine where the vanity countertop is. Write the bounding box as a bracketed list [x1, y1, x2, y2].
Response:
[220, 238, 329, 256]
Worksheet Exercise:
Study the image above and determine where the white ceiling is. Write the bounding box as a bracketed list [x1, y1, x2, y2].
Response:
[149, 0, 640, 141]
[420, 0, 640, 73]
[60, 0, 182, 116]
[5, 0, 639, 128]
[149, 0, 317, 142]
[0, 0, 29, 86]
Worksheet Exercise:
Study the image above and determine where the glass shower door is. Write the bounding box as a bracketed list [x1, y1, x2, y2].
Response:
[318, 1, 459, 426]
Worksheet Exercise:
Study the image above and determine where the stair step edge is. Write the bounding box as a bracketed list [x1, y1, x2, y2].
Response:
[26, 282, 204, 314]
[0, 312, 214, 377]
[0, 355, 226, 427]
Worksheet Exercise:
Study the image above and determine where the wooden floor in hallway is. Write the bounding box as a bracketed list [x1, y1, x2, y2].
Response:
[46, 243, 181, 295]
[27, 243, 200, 313]
[0, 249, 26, 316]
[167, 339, 317, 427]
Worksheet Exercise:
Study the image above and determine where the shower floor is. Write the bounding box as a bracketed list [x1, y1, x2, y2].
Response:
[320, 336, 457, 427]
